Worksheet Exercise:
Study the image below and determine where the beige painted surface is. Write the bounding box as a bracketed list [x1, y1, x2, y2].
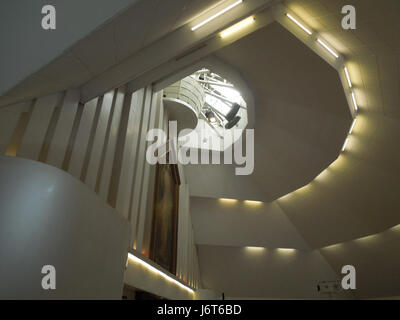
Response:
[18, 93, 61, 160]
[68, 97, 99, 179]
[85, 90, 114, 189]
[98, 87, 125, 200]
[46, 88, 80, 168]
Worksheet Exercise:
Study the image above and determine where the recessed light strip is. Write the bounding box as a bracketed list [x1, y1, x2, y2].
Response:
[246, 246, 265, 251]
[191, 0, 243, 31]
[351, 91, 358, 111]
[220, 16, 255, 38]
[349, 118, 357, 134]
[127, 253, 194, 294]
[344, 66, 352, 88]
[341, 138, 349, 152]
[316, 38, 339, 58]
[286, 13, 312, 35]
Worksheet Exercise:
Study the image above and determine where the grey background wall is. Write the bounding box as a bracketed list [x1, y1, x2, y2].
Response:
[0, 0, 139, 96]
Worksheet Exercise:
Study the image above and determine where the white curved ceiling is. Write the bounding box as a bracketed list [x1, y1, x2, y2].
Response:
[185, 21, 352, 201]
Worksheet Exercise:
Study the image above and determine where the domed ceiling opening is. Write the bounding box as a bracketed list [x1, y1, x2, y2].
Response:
[162, 68, 248, 152]
[184, 21, 353, 201]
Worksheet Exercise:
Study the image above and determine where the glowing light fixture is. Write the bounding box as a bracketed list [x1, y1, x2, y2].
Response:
[277, 248, 296, 253]
[321, 243, 343, 250]
[341, 137, 349, 152]
[344, 66, 352, 88]
[127, 253, 194, 294]
[219, 198, 238, 203]
[244, 200, 263, 206]
[391, 224, 400, 231]
[351, 91, 358, 111]
[349, 118, 357, 134]
[191, 0, 243, 31]
[220, 16, 255, 38]
[355, 234, 378, 242]
[316, 38, 339, 58]
[286, 13, 312, 35]
[246, 246, 265, 251]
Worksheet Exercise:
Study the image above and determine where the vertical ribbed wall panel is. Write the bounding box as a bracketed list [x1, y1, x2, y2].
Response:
[0, 102, 30, 154]
[85, 90, 114, 190]
[135, 91, 160, 253]
[68, 97, 99, 179]
[140, 91, 164, 257]
[129, 86, 153, 246]
[98, 87, 125, 201]
[115, 89, 144, 221]
[18, 93, 61, 160]
[46, 88, 80, 168]
[177, 182, 190, 281]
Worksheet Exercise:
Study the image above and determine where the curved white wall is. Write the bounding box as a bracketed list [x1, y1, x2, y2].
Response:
[0, 155, 130, 299]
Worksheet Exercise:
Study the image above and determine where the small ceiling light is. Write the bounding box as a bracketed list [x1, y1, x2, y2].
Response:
[277, 248, 296, 253]
[286, 13, 312, 35]
[191, 0, 243, 31]
[341, 137, 349, 152]
[316, 38, 339, 58]
[205, 110, 217, 123]
[219, 198, 238, 203]
[349, 118, 357, 134]
[351, 91, 358, 111]
[344, 66, 352, 88]
[244, 200, 263, 206]
[246, 246, 265, 251]
[220, 16, 255, 38]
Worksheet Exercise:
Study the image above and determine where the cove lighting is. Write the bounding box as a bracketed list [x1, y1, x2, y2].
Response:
[341, 138, 349, 152]
[351, 91, 358, 111]
[244, 200, 263, 206]
[220, 16, 255, 38]
[391, 224, 400, 231]
[344, 66, 352, 88]
[127, 253, 194, 294]
[277, 248, 296, 253]
[355, 234, 379, 242]
[191, 0, 243, 31]
[349, 118, 357, 134]
[219, 198, 238, 203]
[246, 246, 265, 251]
[316, 38, 339, 58]
[286, 13, 312, 35]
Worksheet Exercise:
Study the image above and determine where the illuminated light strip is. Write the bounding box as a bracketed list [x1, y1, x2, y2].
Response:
[351, 91, 358, 111]
[219, 198, 238, 203]
[349, 118, 357, 134]
[244, 200, 263, 205]
[127, 253, 194, 294]
[246, 246, 265, 250]
[220, 16, 255, 38]
[344, 66, 352, 88]
[277, 248, 296, 253]
[191, 0, 243, 31]
[341, 137, 349, 152]
[316, 38, 339, 58]
[286, 13, 312, 35]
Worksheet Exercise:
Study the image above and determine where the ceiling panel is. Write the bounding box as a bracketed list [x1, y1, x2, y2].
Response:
[72, 22, 117, 76]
